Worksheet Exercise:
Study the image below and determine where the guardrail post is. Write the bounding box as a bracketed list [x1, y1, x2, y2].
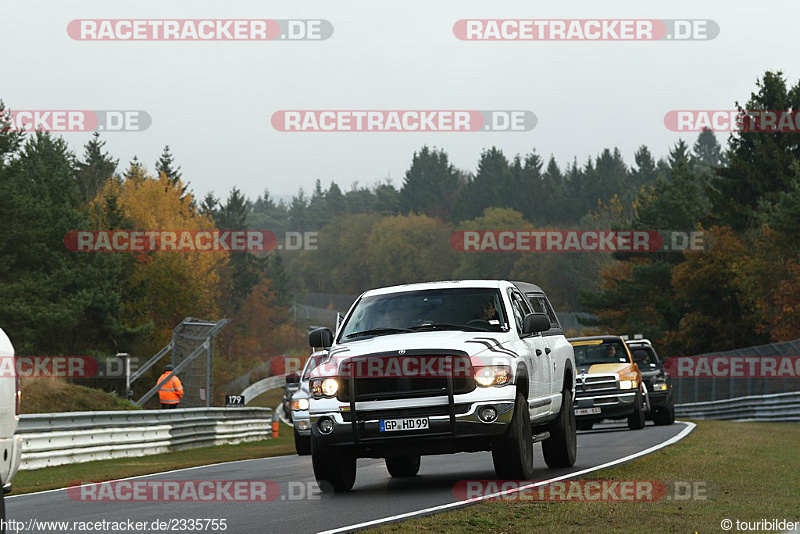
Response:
[206, 338, 213, 408]
[117, 353, 131, 400]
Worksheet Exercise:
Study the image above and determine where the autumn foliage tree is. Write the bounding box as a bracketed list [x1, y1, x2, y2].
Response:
[92, 172, 226, 355]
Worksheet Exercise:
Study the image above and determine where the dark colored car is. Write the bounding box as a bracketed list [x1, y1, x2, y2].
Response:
[625, 339, 675, 425]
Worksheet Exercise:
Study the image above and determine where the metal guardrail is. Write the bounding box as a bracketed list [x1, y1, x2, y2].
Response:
[241, 376, 285, 405]
[675, 392, 800, 422]
[671, 337, 800, 404]
[17, 407, 272, 470]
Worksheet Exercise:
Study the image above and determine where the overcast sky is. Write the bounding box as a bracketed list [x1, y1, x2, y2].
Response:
[3, 1, 798, 202]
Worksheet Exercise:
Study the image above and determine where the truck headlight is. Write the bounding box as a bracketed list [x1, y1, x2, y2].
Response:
[291, 398, 310, 411]
[619, 380, 635, 390]
[474, 366, 512, 387]
[311, 378, 339, 398]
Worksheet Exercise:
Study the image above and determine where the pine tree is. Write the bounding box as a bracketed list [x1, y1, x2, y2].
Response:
[123, 156, 145, 181]
[0, 100, 24, 167]
[628, 145, 658, 192]
[709, 71, 800, 230]
[217, 188, 265, 313]
[155, 145, 182, 185]
[76, 132, 118, 203]
[399, 146, 462, 220]
[691, 128, 725, 176]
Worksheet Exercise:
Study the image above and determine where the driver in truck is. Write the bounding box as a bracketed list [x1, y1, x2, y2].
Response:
[480, 300, 499, 321]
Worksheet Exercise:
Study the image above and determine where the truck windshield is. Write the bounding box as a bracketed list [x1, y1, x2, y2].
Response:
[338, 287, 509, 341]
[572, 340, 630, 366]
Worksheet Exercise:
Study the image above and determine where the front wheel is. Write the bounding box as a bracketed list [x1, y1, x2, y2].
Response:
[385, 455, 421, 477]
[492, 393, 534, 480]
[311, 435, 356, 492]
[627, 390, 646, 430]
[653, 403, 675, 426]
[542, 388, 577, 468]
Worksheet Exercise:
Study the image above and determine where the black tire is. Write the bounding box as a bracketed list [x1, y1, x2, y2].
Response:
[294, 428, 311, 456]
[653, 403, 675, 426]
[576, 420, 593, 431]
[628, 390, 646, 430]
[543, 388, 577, 468]
[311, 435, 356, 492]
[385, 455, 421, 477]
[492, 393, 534, 480]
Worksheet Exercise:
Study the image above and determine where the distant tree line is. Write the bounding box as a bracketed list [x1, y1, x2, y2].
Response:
[0, 69, 798, 372]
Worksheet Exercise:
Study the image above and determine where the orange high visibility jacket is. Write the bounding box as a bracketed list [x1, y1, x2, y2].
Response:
[158, 372, 184, 404]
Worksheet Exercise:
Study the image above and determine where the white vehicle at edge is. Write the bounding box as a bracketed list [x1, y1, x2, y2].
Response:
[306, 280, 577, 492]
[289, 350, 329, 456]
[0, 328, 22, 524]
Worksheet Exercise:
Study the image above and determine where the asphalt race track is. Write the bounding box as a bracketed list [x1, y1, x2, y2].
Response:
[7, 421, 693, 534]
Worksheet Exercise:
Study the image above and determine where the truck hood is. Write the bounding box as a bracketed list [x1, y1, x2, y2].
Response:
[577, 363, 635, 375]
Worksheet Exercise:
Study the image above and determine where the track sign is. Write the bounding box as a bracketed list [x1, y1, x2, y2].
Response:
[225, 395, 245, 407]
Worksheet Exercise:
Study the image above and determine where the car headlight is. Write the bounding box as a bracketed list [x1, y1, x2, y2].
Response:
[652, 382, 668, 391]
[291, 398, 310, 411]
[474, 366, 512, 387]
[311, 377, 339, 398]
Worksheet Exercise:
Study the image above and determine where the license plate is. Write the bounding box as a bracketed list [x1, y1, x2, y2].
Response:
[379, 417, 429, 432]
[575, 407, 601, 416]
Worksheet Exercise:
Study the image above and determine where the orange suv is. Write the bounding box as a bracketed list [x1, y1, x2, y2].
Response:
[568, 335, 649, 431]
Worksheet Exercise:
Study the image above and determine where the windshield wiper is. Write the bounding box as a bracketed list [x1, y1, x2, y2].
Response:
[409, 323, 483, 332]
[346, 327, 413, 339]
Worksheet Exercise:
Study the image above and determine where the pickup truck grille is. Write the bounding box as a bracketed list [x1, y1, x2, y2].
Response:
[341, 403, 472, 422]
[577, 373, 618, 395]
[337, 353, 475, 402]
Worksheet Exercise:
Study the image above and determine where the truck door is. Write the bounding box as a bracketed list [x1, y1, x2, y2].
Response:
[507, 288, 550, 416]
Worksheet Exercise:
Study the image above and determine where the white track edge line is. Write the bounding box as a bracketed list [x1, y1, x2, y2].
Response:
[7, 453, 296, 499]
[318, 421, 697, 534]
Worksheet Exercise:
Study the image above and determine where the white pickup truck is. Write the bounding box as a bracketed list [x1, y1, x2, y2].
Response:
[0, 328, 21, 525]
[306, 280, 577, 492]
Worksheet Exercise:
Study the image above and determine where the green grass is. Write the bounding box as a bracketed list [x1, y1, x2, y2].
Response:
[20, 377, 140, 414]
[13, 423, 296, 494]
[368, 421, 800, 533]
[247, 387, 285, 410]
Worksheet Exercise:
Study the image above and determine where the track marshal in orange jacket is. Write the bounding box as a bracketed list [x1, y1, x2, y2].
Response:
[158, 364, 184, 408]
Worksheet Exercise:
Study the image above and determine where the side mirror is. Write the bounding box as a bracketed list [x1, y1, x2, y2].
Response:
[633, 350, 649, 364]
[285, 372, 300, 384]
[523, 313, 551, 334]
[309, 327, 333, 349]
